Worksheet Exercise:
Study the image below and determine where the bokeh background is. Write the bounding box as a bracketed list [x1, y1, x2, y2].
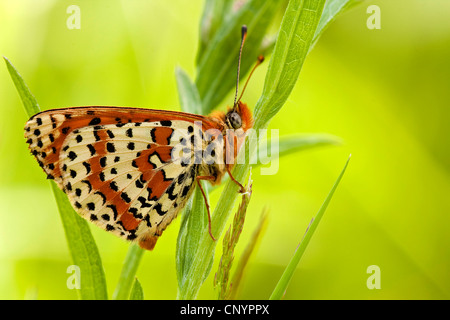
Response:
[1, 0, 449, 299]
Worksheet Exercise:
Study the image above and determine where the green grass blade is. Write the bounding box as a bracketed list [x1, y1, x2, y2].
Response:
[176, 181, 213, 299]
[176, 0, 327, 300]
[269, 155, 351, 300]
[210, 133, 341, 192]
[196, 0, 233, 66]
[310, 0, 363, 52]
[5, 56, 108, 300]
[228, 208, 269, 300]
[52, 184, 108, 300]
[253, 133, 342, 165]
[129, 278, 144, 300]
[196, 0, 282, 113]
[276, 133, 342, 156]
[214, 180, 252, 300]
[112, 243, 145, 300]
[4, 57, 40, 116]
[175, 62, 212, 298]
[253, 0, 327, 130]
[175, 66, 203, 114]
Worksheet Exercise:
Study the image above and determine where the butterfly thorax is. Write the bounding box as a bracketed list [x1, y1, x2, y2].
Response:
[201, 101, 253, 186]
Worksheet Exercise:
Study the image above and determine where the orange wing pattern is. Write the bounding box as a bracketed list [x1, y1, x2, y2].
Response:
[25, 107, 214, 249]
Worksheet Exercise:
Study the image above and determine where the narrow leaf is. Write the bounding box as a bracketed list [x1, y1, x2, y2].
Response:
[177, 0, 327, 300]
[253, 0, 327, 130]
[310, 0, 363, 52]
[6, 57, 108, 300]
[4, 57, 40, 115]
[253, 133, 341, 165]
[269, 155, 351, 300]
[176, 181, 213, 299]
[196, 0, 283, 113]
[210, 133, 341, 192]
[228, 207, 269, 300]
[52, 184, 108, 300]
[214, 178, 252, 300]
[129, 278, 144, 300]
[175, 66, 203, 114]
[175, 65, 212, 299]
[197, 0, 234, 65]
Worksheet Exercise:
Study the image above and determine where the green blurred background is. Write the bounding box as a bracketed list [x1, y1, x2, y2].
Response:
[1, 0, 449, 299]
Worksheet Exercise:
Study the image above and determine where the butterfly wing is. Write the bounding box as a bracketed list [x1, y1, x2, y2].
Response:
[24, 106, 214, 250]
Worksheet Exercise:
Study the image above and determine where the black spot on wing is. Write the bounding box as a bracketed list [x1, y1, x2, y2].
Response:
[89, 117, 101, 126]
[160, 120, 172, 127]
[181, 185, 191, 197]
[82, 180, 92, 193]
[68, 151, 77, 161]
[94, 191, 107, 205]
[109, 181, 118, 192]
[82, 162, 91, 174]
[107, 204, 118, 220]
[121, 192, 131, 203]
[126, 128, 133, 138]
[166, 182, 177, 200]
[150, 128, 157, 142]
[106, 142, 115, 153]
[100, 157, 107, 168]
[153, 203, 167, 216]
[106, 130, 115, 138]
[87, 144, 96, 156]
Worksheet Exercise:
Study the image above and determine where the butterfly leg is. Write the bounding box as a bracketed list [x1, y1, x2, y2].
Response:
[226, 164, 246, 193]
[196, 175, 217, 241]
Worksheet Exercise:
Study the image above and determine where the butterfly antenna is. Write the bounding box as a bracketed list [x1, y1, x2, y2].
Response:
[237, 55, 265, 103]
[233, 25, 247, 108]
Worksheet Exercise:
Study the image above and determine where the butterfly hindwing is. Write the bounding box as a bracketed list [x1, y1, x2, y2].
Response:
[25, 107, 205, 249]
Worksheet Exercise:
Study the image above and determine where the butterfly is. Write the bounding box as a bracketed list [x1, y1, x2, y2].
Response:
[24, 26, 263, 250]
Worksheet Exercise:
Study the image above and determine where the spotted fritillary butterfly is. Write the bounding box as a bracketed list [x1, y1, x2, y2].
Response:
[24, 26, 260, 250]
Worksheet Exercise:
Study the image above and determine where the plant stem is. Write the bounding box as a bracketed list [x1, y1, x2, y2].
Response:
[112, 244, 145, 300]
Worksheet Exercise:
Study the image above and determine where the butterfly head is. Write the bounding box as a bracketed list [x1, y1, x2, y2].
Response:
[226, 101, 253, 132]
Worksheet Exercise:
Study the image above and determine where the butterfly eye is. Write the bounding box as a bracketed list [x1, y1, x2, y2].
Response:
[228, 112, 242, 129]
